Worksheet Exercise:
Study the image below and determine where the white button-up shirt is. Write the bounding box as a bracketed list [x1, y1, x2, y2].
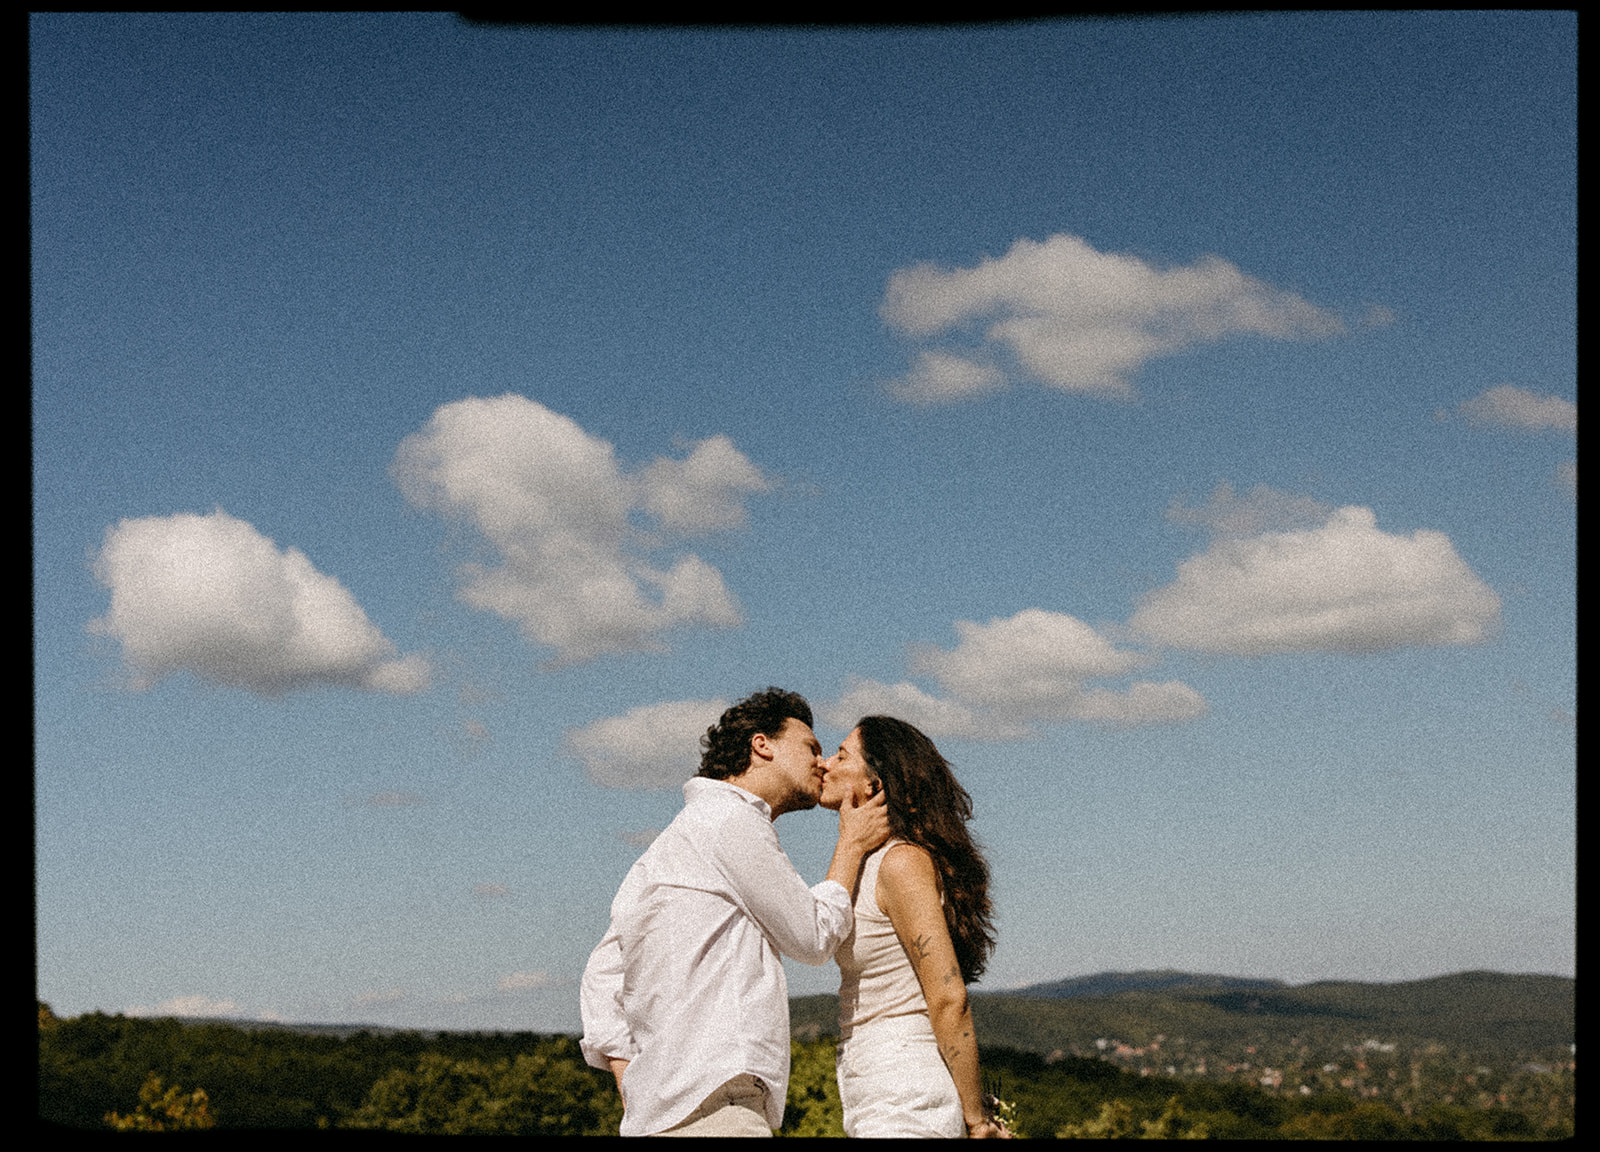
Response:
[580, 777, 854, 1136]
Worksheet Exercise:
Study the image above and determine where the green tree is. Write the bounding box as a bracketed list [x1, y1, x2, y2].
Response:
[1277, 1101, 1420, 1140]
[779, 1036, 845, 1137]
[104, 1073, 216, 1131]
[340, 1046, 622, 1135]
[1058, 1096, 1209, 1139]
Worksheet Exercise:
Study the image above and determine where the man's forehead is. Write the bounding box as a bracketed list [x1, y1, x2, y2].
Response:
[776, 718, 819, 745]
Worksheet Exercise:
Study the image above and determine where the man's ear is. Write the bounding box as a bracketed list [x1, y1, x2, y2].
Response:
[749, 731, 777, 764]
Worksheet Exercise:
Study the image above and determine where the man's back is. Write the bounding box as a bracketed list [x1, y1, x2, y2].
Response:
[580, 777, 852, 1136]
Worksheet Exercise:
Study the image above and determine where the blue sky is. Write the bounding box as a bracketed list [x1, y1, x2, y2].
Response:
[34, 13, 1573, 1032]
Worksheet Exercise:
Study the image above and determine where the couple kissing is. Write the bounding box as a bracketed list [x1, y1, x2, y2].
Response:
[580, 687, 1009, 1138]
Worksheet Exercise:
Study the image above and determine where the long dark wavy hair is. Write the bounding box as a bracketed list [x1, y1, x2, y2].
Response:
[855, 715, 995, 984]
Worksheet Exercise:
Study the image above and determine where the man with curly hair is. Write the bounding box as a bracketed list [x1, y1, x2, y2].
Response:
[581, 687, 890, 1136]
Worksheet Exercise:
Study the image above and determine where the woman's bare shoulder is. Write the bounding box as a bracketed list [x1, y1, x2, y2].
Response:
[878, 841, 938, 890]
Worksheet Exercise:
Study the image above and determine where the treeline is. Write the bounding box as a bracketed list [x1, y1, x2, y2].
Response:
[973, 1045, 1565, 1139]
[970, 970, 1575, 1058]
[38, 1004, 620, 1134]
[39, 1003, 1570, 1137]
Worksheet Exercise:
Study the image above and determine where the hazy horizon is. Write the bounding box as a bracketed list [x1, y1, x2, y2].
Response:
[57, 966, 1575, 1031]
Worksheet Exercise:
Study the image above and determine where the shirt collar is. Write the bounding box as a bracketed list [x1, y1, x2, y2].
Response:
[683, 776, 773, 821]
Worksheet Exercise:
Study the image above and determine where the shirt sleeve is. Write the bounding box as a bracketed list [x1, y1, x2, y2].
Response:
[579, 914, 638, 1070]
[711, 810, 854, 966]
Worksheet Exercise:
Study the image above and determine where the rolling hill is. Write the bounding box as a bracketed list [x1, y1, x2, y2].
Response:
[791, 969, 1574, 1060]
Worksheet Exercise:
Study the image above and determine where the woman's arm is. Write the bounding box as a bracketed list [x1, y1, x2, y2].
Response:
[877, 843, 1008, 1138]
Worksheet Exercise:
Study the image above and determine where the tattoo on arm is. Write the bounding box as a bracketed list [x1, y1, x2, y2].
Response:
[911, 933, 931, 962]
[943, 963, 961, 985]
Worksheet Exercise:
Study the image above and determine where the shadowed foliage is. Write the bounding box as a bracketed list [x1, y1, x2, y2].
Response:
[39, 973, 1572, 1138]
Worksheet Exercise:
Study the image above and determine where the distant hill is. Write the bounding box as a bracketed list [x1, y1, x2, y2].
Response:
[147, 969, 1572, 1059]
[997, 969, 1286, 1000]
[791, 970, 1574, 1059]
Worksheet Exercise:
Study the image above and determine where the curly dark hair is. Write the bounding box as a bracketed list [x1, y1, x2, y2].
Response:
[698, 688, 815, 781]
[855, 715, 996, 984]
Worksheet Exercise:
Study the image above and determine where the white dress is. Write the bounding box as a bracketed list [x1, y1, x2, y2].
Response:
[834, 840, 965, 1138]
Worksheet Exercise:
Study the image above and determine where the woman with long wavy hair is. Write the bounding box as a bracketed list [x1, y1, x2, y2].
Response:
[819, 715, 1009, 1138]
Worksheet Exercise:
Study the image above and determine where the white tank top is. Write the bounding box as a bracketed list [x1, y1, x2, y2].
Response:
[836, 840, 940, 1040]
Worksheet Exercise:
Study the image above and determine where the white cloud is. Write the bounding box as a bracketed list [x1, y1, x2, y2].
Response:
[824, 610, 1206, 741]
[1459, 385, 1576, 432]
[1167, 481, 1333, 539]
[1556, 460, 1575, 499]
[637, 434, 770, 535]
[128, 994, 239, 1018]
[497, 971, 554, 991]
[911, 609, 1146, 715]
[565, 698, 729, 789]
[1131, 505, 1501, 655]
[886, 350, 1007, 403]
[616, 827, 661, 848]
[822, 677, 1015, 741]
[915, 609, 1204, 731]
[89, 509, 429, 697]
[881, 233, 1342, 399]
[392, 395, 763, 664]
